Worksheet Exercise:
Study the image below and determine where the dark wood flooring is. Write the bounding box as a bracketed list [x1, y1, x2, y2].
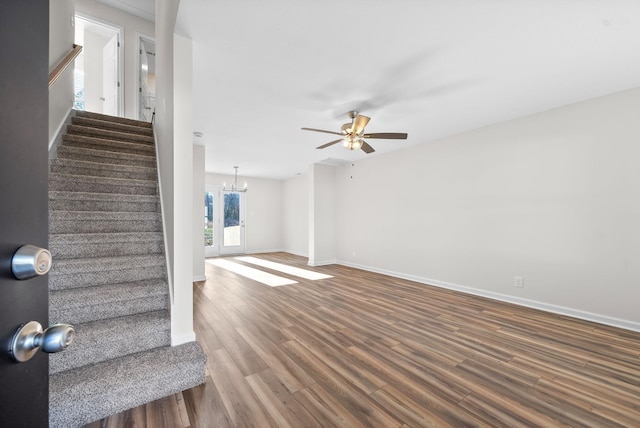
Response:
[85, 252, 640, 427]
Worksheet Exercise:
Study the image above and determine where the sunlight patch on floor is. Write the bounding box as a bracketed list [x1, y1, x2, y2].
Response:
[206, 259, 298, 287]
[235, 256, 333, 280]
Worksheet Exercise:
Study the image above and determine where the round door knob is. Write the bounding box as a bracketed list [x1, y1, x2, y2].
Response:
[11, 245, 52, 280]
[41, 324, 75, 353]
[8, 321, 75, 363]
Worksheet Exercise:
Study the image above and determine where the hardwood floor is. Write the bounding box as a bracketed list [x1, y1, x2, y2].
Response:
[85, 252, 640, 427]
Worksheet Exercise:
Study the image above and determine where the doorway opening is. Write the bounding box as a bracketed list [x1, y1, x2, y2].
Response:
[204, 188, 246, 257]
[73, 15, 123, 116]
[137, 35, 156, 122]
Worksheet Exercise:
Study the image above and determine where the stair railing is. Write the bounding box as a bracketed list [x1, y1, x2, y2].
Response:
[49, 44, 82, 89]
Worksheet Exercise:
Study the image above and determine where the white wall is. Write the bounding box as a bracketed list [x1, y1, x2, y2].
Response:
[49, 0, 75, 145]
[308, 163, 336, 266]
[282, 174, 309, 256]
[205, 173, 283, 254]
[76, 0, 154, 119]
[156, 0, 197, 345]
[334, 88, 640, 330]
[193, 145, 205, 281]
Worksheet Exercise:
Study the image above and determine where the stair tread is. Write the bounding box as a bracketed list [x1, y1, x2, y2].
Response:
[50, 172, 157, 185]
[62, 310, 170, 344]
[50, 279, 168, 309]
[75, 110, 153, 129]
[49, 342, 205, 427]
[50, 210, 160, 220]
[49, 191, 159, 202]
[50, 253, 164, 273]
[62, 134, 155, 154]
[57, 144, 156, 161]
[50, 232, 163, 244]
[72, 116, 153, 137]
[49, 310, 171, 374]
[51, 158, 157, 172]
[67, 124, 154, 144]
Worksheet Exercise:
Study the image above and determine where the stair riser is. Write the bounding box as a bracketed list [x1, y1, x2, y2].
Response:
[63, 139, 155, 156]
[50, 240, 164, 259]
[67, 125, 154, 145]
[56, 146, 156, 168]
[49, 265, 165, 290]
[71, 117, 153, 137]
[50, 220, 162, 234]
[51, 164, 157, 181]
[49, 199, 160, 212]
[49, 179, 158, 195]
[50, 327, 171, 374]
[50, 294, 169, 326]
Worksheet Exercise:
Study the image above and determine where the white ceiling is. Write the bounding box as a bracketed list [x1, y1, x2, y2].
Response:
[93, 0, 155, 22]
[116, 1, 640, 180]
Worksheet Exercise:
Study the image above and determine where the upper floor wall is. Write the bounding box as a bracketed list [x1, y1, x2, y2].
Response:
[75, 0, 154, 120]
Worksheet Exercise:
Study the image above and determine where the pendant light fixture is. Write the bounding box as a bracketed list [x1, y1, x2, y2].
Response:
[222, 166, 248, 192]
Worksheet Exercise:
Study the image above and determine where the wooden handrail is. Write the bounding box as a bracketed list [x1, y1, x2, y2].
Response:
[48, 44, 83, 89]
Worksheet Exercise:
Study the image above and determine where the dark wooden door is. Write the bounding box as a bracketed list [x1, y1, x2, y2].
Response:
[0, 1, 50, 426]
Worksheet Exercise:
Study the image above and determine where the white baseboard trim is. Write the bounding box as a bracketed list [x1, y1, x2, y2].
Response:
[338, 260, 640, 333]
[192, 275, 206, 282]
[171, 331, 196, 346]
[308, 259, 336, 267]
[245, 248, 286, 255]
[49, 106, 74, 152]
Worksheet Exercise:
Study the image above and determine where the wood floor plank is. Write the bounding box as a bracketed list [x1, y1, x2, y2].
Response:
[85, 252, 640, 427]
[207, 348, 278, 427]
[236, 324, 315, 392]
[281, 339, 402, 427]
[181, 375, 232, 428]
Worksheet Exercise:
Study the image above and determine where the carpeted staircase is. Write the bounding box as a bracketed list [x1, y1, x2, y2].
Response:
[48, 110, 206, 427]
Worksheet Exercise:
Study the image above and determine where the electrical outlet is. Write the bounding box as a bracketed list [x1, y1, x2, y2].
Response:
[514, 276, 524, 288]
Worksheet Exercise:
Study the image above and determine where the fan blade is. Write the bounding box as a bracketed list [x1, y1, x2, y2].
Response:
[352, 114, 371, 134]
[301, 127, 343, 136]
[360, 140, 375, 154]
[316, 139, 343, 149]
[362, 132, 407, 139]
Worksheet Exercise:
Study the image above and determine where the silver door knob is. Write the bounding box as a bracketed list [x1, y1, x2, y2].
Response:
[8, 321, 75, 363]
[11, 245, 52, 280]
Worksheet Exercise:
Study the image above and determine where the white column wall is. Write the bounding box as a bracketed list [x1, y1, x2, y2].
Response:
[308, 163, 336, 266]
[282, 174, 309, 256]
[192, 144, 205, 281]
[169, 32, 194, 345]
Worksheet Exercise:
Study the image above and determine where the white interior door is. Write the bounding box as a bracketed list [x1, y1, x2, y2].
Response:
[102, 34, 118, 116]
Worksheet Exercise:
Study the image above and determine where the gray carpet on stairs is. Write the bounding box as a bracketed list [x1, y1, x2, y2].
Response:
[49, 110, 206, 428]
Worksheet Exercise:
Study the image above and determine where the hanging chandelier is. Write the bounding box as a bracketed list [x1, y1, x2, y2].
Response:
[222, 166, 248, 192]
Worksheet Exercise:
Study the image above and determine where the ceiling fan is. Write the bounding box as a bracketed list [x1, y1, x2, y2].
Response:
[301, 111, 407, 154]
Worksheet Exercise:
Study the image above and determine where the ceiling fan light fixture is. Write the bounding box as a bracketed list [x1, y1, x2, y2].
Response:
[302, 111, 407, 154]
[342, 135, 362, 150]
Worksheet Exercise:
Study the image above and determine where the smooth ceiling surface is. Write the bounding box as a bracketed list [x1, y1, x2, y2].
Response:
[170, 0, 640, 179]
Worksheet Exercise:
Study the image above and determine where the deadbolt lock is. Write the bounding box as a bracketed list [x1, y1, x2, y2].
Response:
[11, 245, 52, 280]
